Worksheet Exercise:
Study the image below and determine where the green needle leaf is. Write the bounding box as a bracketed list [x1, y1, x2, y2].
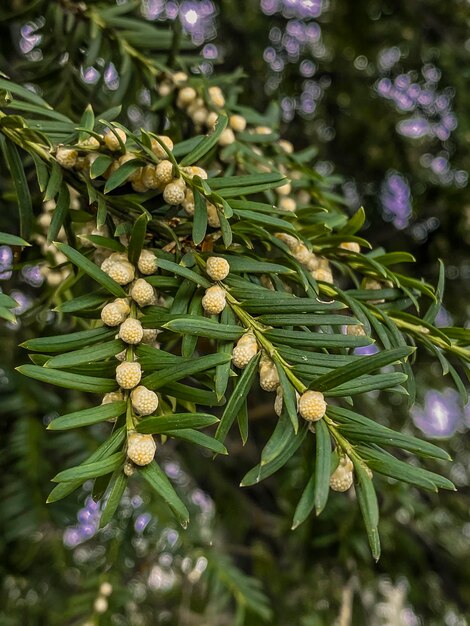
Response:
[140, 462, 189, 528]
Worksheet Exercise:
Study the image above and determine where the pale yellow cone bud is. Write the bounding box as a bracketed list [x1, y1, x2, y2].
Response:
[364, 278, 383, 290]
[346, 324, 366, 337]
[187, 97, 204, 115]
[276, 182, 292, 196]
[141, 328, 159, 344]
[137, 249, 158, 275]
[163, 181, 186, 205]
[99, 582, 113, 597]
[259, 356, 280, 392]
[102, 160, 119, 180]
[118, 153, 142, 182]
[298, 390, 327, 421]
[116, 361, 141, 389]
[101, 390, 124, 404]
[292, 243, 312, 265]
[124, 460, 135, 476]
[182, 189, 195, 216]
[312, 267, 334, 284]
[115, 349, 127, 362]
[208, 85, 225, 108]
[104, 128, 126, 151]
[275, 232, 298, 249]
[206, 256, 230, 281]
[102, 252, 128, 268]
[101, 301, 129, 326]
[141, 165, 160, 189]
[305, 253, 321, 271]
[127, 431, 156, 466]
[158, 81, 173, 97]
[329, 464, 354, 492]
[177, 86, 197, 107]
[206, 111, 219, 128]
[94, 597, 108, 613]
[232, 331, 258, 368]
[229, 114, 247, 132]
[202, 285, 226, 315]
[183, 166, 208, 180]
[151, 135, 174, 159]
[105, 261, 135, 285]
[131, 278, 155, 307]
[255, 126, 272, 135]
[79, 135, 101, 149]
[339, 241, 360, 253]
[56, 147, 78, 169]
[279, 197, 297, 212]
[131, 177, 148, 193]
[155, 160, 174, 185]
[274, 386, 284, 416]
[237, 330, 257, 347]
[218, 128, 235, 146]
[118, 318, 144, 344]
[130, 385, 159, 416]
[296, 190, 310, 204]
[191, 107, 208, 125]
[363, 278, 391, 304]
[207, 203, 221, 227]
[172, 71, 188, 85]
[278, 139, 294, 154]
[113, 298, 130, 314]
[339, 455, 354, 472]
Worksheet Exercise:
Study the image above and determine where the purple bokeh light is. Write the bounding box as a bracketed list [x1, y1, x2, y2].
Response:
[374, 57, 462, 188]
[411, 389, 463, 438]
[261, 0, 327, 120]
[0, 246, 13, 281]
[396, 117, 429, 139]
[380, 171, 412, 230]
[144, 0, 217, 45]
[354, 344, 379, 356]
[63, 496, 101, 548]
[135, 512, 152, 533]
[21, 264, 44, 288]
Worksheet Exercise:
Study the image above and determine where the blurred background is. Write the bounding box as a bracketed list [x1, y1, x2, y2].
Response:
[1, 1, 470, 624]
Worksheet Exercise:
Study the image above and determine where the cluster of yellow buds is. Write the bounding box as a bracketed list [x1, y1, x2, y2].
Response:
[329, 455, 354, 492]
[232, 331, 259, 368]
[55, 127, 127, 173]
[97, 248, 162, 471]
[275, 233, 334, 284]
[161, 71, 222, 132]
[55, 128, 186, 203]
[158, 72, 254, 149]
